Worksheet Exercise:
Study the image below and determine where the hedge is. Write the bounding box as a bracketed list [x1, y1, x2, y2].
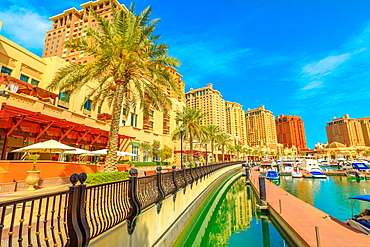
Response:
[85, 172, 130, 184]
[117, 161, 171, 167]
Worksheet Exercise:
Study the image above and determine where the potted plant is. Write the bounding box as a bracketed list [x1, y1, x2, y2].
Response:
[26, 154, 40, 191]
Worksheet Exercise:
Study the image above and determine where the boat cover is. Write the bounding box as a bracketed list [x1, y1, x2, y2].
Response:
[352, 163, 369, 170]
[310, 171, 325, 175]
[345, 219, 370, 235]
[348, 195, 370, 202]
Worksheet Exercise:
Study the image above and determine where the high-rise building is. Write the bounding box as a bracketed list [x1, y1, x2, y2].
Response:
[225, 101, 246, 145]
[358, 117, 370, 146]
[42, 0, 126, 63]
[275, 115, 307, 151]
[326, 114, 365, 147]
[185, 84, 226, 132]
[39, 0, 186, 163]
[245, 105, 277, 147]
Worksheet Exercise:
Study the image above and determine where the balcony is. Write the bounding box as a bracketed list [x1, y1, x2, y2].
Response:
[163, 114, 170, 121]
[98, 113, 112, 122]
[143, 119, 152, 129]
[163, 125, 170, 134]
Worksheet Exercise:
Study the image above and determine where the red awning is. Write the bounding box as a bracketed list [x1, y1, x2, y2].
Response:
[0, 104, 134, 142]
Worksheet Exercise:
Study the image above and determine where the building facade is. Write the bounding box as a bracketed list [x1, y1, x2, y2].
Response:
[358, 117, 370, 147]
[42, 0, 127, 63]
[326, 114, 365, 147]
[245, 105, 277, 147]
[275, 115, 307, 151]
[185, 83, 226, 132]
[225, 101, 247, 145]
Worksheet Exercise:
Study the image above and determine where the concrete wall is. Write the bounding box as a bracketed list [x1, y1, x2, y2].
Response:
[88, 164, 241, 247]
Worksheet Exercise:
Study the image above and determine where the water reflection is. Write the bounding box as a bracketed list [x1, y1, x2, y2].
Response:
[174, 176, 289, 247]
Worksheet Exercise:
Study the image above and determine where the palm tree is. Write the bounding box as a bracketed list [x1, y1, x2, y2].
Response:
[47, 5, 181, 172]
[139, 143, 151, 162]
[216, 133, 233, 161]
[172, 108, 204, 163]
[203, 125, 221, 162]
[234, 145, 243, 160]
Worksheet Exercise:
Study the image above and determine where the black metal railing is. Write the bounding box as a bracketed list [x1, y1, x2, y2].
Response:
[0, 161, 241, 247]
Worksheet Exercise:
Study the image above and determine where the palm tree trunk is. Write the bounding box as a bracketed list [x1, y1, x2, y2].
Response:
[222, 147, 225, 161]
[211, 141, 214, 163]
[189, 133, 193, 164]
[105, 82, 125, 173]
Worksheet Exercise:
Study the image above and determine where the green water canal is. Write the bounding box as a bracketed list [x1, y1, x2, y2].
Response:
[173, 174, 291, 247]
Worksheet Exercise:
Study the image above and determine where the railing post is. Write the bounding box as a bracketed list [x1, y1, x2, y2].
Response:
[183, 168, 188, 187]
[66, 173, 84, 247]
[127, 169, 141, 235]
[259, 175, 267, 205]
[77, 173, 90, 247]
[172, 165, 179, 191]
[156, 167, 165, 213]
[189, 166, 194, 184]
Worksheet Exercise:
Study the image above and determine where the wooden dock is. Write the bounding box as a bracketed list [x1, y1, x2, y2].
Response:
[249, 168, 370, 247]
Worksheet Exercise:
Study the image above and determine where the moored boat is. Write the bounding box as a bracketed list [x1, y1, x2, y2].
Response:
[266, 171, 279, 180]
[291, 167, 303, 178]
[345, 195, 370, 235]
[346, 170, 365, 180]
[310, 169, 327, 178]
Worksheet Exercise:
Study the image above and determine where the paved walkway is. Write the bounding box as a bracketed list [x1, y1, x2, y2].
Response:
[0, 166, 174, 203]
[250, 167, 370, 246]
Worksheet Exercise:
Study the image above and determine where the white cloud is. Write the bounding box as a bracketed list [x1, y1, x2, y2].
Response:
[0, 5, 50, 49]
[302, 53, 351, 78]
[301, 80, 323, 90]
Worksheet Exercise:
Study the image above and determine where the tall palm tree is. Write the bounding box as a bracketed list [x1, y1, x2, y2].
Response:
[234, 145, 243, 160]
[203, 125, 221, 162]
[216, 133, 233, 161]
[172, 108, 204, 163]
[48, 5, 181, 172]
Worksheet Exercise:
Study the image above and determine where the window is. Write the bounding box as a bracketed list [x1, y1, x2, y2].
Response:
[121, 120, 126, 126]
[20, 74, 29, 82]
[132, 146, 139, 161]
[59, 91, 70, 102]
[122, 108, 127, 115]
[1, 66, 12, 75]
[84, 99, 92, 111]
[130, 113, 137, 127]
[30, 79, 39, 86]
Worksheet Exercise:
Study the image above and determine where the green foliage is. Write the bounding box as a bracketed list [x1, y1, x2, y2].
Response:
[85, 172, 130, 184]
[159, 145, 173, 161]
[151, 140, 161, 161]
[26, 154, 40, 171]
[118, 161, 170, 167]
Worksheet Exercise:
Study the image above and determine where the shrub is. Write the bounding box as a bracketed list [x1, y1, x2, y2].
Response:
[85, 172, 130, 184]
[117, 161, 171, 167]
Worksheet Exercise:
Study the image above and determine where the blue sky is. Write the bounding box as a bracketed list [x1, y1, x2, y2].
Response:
[1, 0, 370, 148]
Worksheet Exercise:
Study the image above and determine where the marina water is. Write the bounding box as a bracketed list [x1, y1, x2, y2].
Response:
[279, 176, 370, 221]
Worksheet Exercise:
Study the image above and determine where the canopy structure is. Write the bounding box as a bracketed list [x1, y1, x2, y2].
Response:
[0, 104, 135, 159]
[63, 148, 90, 154]
[352, 163, 369, 170]
[348, 195, 370, 202]
[12, 140, 76, 153]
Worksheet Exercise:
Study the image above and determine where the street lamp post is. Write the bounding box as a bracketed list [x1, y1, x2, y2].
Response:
[180, 126, 184, 169]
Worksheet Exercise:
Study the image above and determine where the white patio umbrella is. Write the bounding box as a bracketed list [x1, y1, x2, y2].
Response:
[12, 140, 76, 153]
[64, 148, 90, 154]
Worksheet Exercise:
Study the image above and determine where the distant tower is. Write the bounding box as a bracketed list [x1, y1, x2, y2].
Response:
[245, 105, 277, 147]
[275, 115, 307, 151]
[185, 83, 227, 133]
[225, 101, 247, 145]
[326, 114, 365, 147]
